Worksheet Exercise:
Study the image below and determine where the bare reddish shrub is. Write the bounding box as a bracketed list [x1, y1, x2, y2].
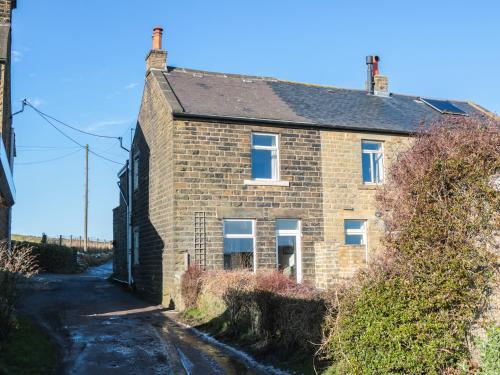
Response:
[378, 116, 500, 243]
[180, 265, 204, 309]
[180, 267, 327, 352]
[254, 269, 319, 299]
[254, 269, 297, 293]
[200, 269, 256, 298]
[0, 242, 39, 350]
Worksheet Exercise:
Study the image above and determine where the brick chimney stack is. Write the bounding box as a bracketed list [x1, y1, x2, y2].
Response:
[146, 26, 167, 71]
[0, 0, 17, 24]
[366, 55, 389, 97]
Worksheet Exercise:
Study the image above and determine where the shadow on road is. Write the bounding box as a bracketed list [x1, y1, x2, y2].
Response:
[18, 262, 276, 374]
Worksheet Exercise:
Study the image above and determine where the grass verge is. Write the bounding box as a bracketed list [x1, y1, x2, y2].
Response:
[181, 307, 321, 375]
[0, 317, 57, 375]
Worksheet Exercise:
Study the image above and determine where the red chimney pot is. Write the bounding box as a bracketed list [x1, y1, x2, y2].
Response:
[152, 26, 164, 50]
[372, 56, 380, 76]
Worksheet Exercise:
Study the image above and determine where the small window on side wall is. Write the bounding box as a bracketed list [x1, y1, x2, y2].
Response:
[251, 133, 279, 180]
[362, 141, 384, 184]
[133, 153, 140, 191]
[133, 226, 140, 265]
[223, 219, 255, 271]
[344, 220, 367, 246]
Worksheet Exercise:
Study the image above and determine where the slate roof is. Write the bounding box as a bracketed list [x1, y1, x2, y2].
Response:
[150, 67, 488, 134]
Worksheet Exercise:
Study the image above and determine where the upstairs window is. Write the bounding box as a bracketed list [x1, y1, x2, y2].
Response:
[251, 133, 279, 180]
[362, 141, 384, 184]
[344, 220, 367, 246]
[133, 153, 140, 191]
[223, 219, 255, 271]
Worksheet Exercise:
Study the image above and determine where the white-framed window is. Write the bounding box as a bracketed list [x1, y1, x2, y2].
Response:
[362, 140, 384, 184]
[223, 219, 255, 271]
[133, 153, 140, 191]
[251, 133, 279, 180]
[344, 220, 367, 246]
[133, 226, 140, 265]
[276, 219, 302, 283]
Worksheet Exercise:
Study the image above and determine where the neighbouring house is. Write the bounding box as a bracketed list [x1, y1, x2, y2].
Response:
[0, 0, 16, 243]
[113, 27, 494, 307]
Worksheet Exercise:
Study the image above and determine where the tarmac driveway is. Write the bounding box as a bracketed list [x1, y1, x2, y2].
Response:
[18, 262, 275, 375]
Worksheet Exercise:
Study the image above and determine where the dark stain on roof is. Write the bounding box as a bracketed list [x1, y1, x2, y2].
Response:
[151, 67, 487, 134]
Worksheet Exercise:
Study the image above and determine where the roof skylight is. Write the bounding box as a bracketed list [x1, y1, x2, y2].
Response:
[421, 98, 467, 115]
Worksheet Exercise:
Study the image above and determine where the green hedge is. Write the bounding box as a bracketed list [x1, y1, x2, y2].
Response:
[321, 119, 499, 374]
[13, 241, 78, 274]
[223, 289, 326, 352]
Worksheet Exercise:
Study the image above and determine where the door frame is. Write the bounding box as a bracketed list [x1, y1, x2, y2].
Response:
[275, 219, 302, 283]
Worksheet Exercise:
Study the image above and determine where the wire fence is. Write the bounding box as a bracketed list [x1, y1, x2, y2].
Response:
[12, 233, 113, 251]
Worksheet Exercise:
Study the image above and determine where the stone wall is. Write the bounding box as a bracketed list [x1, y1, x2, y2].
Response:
[126, 72, 417, 308]
[315, 130, 411, 289]
[131, 71, 175, 305]
[0, 2, 14, 242]
[0, 0, 15, 25]
[170, 120, 323, 307]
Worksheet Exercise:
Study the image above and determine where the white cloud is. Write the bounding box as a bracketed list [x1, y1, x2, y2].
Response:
[124, 82, 139, 90]
[105, 91, 121, 100]
[86, 119, 132, 132]
[61, 75, 84, 83]
[12, 50, 23, 62]
[28, 97, 44, 108]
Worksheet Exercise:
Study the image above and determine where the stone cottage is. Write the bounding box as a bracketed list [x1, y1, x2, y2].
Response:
[113, 27, 492, 307]
[0, 0, 17, 243]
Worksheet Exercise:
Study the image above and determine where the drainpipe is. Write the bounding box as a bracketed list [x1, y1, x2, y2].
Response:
[117, 160, 133, 286]
[118, 135, 133, 286]
[127, 150, 133, 285]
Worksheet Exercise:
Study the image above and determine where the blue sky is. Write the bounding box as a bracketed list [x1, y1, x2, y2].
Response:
[11, 0, 500, 239]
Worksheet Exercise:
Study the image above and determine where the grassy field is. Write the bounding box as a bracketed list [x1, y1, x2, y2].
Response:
[0, 317, 57, 375]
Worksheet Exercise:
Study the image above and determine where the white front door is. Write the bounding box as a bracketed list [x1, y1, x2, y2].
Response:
[276, 219, 302, 283]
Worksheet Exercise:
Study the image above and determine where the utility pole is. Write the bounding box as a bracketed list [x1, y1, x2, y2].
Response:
[84, 144, 89, 252]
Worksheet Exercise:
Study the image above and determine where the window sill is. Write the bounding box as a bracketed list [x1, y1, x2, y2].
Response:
[244, 179, 290, 187]
[358, 183, 382, 190]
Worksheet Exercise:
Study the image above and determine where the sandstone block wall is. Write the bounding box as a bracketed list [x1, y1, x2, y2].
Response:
[315, 130, 411, 289]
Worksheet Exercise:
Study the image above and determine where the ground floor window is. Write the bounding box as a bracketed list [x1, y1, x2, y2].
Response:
[223, 219, 255, 270]
[276, 219, 302, 283]
[344, 220, 367, 245]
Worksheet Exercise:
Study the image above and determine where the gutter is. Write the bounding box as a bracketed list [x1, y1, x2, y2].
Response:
[172, 112, 415, 136]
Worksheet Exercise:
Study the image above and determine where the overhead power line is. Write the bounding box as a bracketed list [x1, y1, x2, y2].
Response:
[25, 101, 122, 140]
[18, 145, 81, 150]
[25, 101, 125, 166]
[23, 99, 130, 153]
[17, 148, 83, 165]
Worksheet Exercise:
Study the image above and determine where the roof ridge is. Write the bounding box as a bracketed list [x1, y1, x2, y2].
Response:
[165, 66, 276, 81]
[164, 66, 479, 105]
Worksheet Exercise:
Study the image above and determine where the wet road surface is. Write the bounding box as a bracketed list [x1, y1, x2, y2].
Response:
[18, 262, 276, 375]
